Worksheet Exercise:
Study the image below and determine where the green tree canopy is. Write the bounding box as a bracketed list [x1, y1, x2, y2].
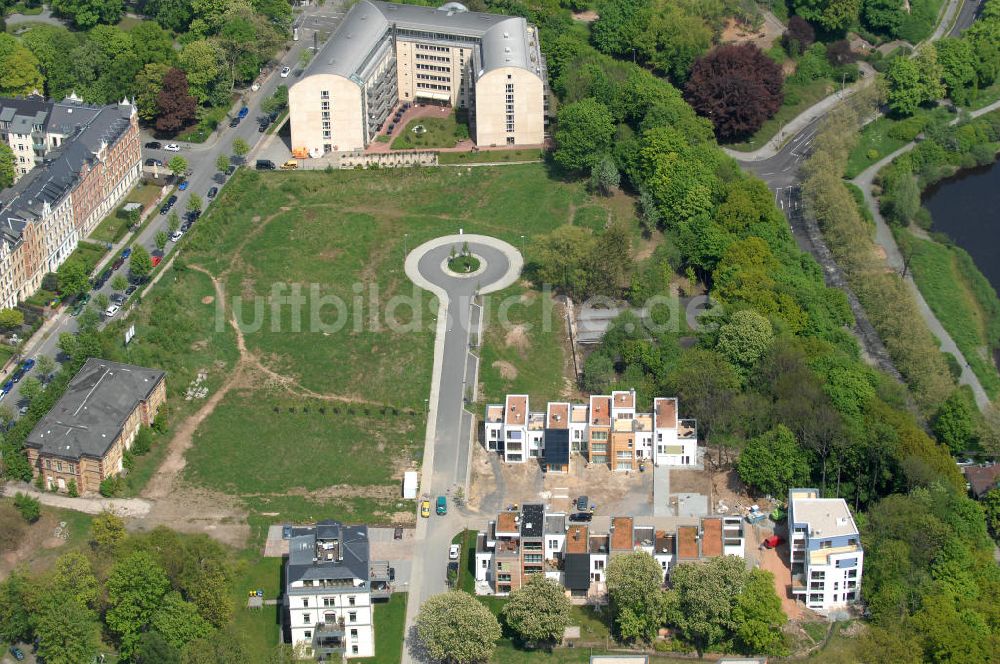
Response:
[737, 424, 812, 498]
[666, 555, 749, 655]
[33, 593, 101, 664]
[106, 550, 172, 658]
[0, 34, 45, 96]
[130, 245, 153, 280]
[502, 575, 572, 645]
[0, 308, 24, 330]
[152, 591, 215, 650]
[732, 569, 789, 655]
[0, 143, 14, 189]
[932, 390, 975, 454]
[414, 591, 501, 663]
[51, 0, 124, 29]
[715, 309, 774, 378]
[554, 98, 616, 171]
[606, 551, 667, 642]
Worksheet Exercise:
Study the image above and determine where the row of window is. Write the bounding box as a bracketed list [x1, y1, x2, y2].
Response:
[415, 42, 450, 52]
[416, 63, 451, 72]
[417, 83, 451, 91]
[44, 458, 76, 474]
[415, 52, 450, 63]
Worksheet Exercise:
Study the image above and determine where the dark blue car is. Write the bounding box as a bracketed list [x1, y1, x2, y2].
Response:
[238, 106, 249, 119]
[121, 247, 132, 259]
[21, 358, 34, 371]
[1, 380, 13, 395]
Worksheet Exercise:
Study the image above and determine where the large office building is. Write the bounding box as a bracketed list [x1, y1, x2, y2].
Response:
[289, 0, 546, 155]
[788, 488, 864, 615]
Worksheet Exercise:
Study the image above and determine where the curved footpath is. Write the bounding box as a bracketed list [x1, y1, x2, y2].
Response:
[851, 98, 1000, 411]
[402, 234, 522, 664]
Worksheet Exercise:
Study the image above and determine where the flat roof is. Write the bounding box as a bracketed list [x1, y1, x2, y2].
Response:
[590, 395, 611, 427]
[654, 398, 677, 428]
[589, 535, 609, 554]
[505, 394, 527, 426]
[633, 526, 654, 548]
[677, 525, 698, 559]
[547, 402, 569, 429]
[611, 517, 633, 550]
[545, 513, 566, 534]
[25, 359, 165, 461]
[543, 428, 570, 465]
[792, 496, 859, 539]
[566, 525, 588, 553]
[521, 504, 544, 537]
[701, 518, 723, 557]
[486, 404, 503, 422]
[655, 530, 675, 555]
[612, 390, 634, 410]
[497, 511, 518, 534]
[571, 404, 588, 423]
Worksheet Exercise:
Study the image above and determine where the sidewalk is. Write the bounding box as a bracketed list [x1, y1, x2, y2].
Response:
[850, 98, 1000, 411]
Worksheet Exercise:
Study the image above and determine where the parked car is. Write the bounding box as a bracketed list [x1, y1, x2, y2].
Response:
[448, 544, 460, 560]
[112, 256, 125, 271]
[105, 304, 120, 318]
[160, 204, 171, 215]
[226, 164, 237, 176]
[238, 106, 249, 119]
[280, 66, 291, 77]
[569, 512, 593, 522]
[71, 293, 91, 315]
[110, 293, 126, 305]
[420, 499, 431, 518]
[144, 158, 162, 167]
[762, 535, 785, 550]
[11, 368, 24, 382]
[121, 247, 132, 260]
[21, 358, 35, 372]
[170, 230, 183, 242]
[280, 159, 298, 170]
[151, 255, 162, 267]
[92, 268, 112, 290]
[258, 121, 268, 132]
[229, 117, 241, 128]
[9, 645, 24, 661]
[576, 495, 589, 512]
[436, 495, 447, 515]
[167, 195, 178, 206]
[207, 186, 219, 198]
[164, 143, 181, 151]
[256, 159, 276, 170]
[178, 180, 189, 191]
[1, 380, 13, 397]
[144, 141, 162, 149]
[125, 284, 138, 296]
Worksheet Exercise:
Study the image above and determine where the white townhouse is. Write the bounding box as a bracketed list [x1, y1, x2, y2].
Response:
[788, 488, 864, 615]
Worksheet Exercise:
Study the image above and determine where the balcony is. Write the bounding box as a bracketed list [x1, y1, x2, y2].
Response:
[314, 636, 346, 656]
[371, 581, 393, 599]
[314, 618, 346, 637]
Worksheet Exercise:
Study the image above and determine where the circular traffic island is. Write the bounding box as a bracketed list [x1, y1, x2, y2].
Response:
[447, 254, 480, 274]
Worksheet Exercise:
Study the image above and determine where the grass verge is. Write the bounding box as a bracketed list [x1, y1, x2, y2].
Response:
[438, 149, 544, 165]
[392, 115, 465, 150]
[900, 230, 1000, 399]
[356, 593, 408, 664]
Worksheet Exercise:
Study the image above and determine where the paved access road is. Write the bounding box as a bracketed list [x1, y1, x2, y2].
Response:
[1, 2, 346, 418]
[402, 234, 521, 664]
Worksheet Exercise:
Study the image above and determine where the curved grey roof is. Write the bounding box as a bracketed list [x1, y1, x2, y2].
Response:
[301, 0, 391, 81]
[300, 0, 542, 84]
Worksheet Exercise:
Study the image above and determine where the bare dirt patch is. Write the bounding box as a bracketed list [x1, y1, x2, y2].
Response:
[504, 324, 530, 354]
[721, 13, 783, 50]
[671, 467, 759, 513]
[571, 9, 598, 21]
[0, 511, 71, 581]
[201, 295, 214, 304]
[492, 360, 518, 380]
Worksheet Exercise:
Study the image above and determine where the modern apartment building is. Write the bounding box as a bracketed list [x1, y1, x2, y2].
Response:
[23, 359, 166, 494]
[0, 94, 141, 309]
[284, 520, 394, 659]
[475, 506, 744, 599]
[289, 0, 546, 155]
[787, 488, 863, 615]
[484, 391, 698, 472]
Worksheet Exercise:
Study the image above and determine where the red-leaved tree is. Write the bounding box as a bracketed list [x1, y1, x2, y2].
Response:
[684, 44, 784, 142]
[155, 68, 198, 135]
[782, 16, 815, 56]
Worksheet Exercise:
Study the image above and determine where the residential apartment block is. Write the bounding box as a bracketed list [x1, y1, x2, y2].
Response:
[289, 0, 546, 155]
[0, 94, 141, 309]
[484, 391, 698, 472]
[283, 521, 393, 659]
[474, 504, 744, 600]
[24, 359, 166, 494]
[788, 488, 863, 615]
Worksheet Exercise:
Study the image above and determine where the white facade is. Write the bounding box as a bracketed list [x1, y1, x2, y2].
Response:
[788, 489, 864, 615]
[653, 397, 698, 466]
[287, 584, 375, 659]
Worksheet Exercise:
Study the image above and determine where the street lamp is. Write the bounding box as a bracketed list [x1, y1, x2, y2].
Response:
[520, 234, 525, 255]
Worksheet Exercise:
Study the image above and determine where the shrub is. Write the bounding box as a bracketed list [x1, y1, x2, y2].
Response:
[67, 479, 79, 497]
[132, 426, 153, 456]
[13, 492, 41, 523]
[867, 148, 880, 160]
[888, 116, 928, 141]
[99, 476, 123, 497]
[152, 412, 168, 434]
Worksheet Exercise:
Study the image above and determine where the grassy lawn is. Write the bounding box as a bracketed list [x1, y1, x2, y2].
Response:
[90, 183, 163, 244]
[901, 231, 1000, 398]
[356, 593, 408, 664]
[844, 117, 909, 178]
[439, 149, 544, 164]
[801, 621, 860, 663]
[100, 164, 632, 526]
[392, 115, 466, 150]
[229, 555, 283, 662]
[0, 344, 16, 366]
[177, 105, 230, 143]
[66, 240, 110, 275]
[725, 79, 831, 152]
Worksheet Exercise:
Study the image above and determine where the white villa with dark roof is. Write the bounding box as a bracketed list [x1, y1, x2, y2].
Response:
[288, 0, 546, 155]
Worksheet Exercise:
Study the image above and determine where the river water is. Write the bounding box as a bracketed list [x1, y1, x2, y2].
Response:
[922, 159, 1000, 292]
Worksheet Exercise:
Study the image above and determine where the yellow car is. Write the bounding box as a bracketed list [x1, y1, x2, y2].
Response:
[420, 499, 431, 518]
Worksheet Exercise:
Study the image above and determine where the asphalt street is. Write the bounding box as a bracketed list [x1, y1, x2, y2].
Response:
[950, 0, 986, 35]
[1, 2, 346, 417]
